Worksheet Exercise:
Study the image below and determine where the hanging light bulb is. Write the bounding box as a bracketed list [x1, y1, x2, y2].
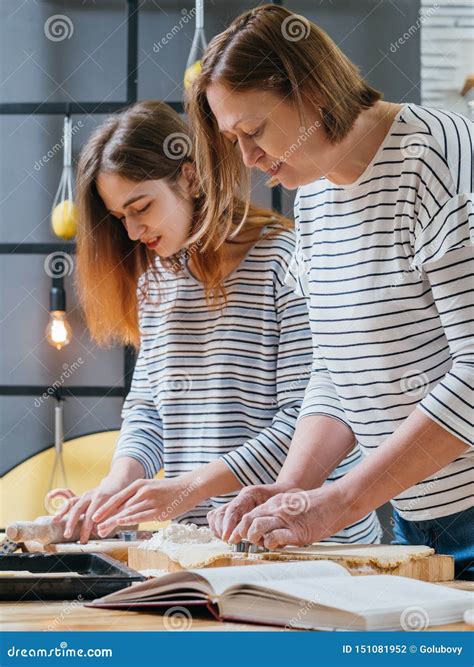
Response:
[184, 0, 207, 90]
[46, 286, 72, 350]
[46, 312, 72, 350]
[51, 115, 78, 240]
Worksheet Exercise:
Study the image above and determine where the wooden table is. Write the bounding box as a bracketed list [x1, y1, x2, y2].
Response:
[1, 580, 472, 632]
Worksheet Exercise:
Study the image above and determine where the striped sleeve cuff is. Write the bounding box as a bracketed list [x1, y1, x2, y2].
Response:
[417, 244, 474, 448]
[299, 372, 351, 430]
[417, 371, 474, 447]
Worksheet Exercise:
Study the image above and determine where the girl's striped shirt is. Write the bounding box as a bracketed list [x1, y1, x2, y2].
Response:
[286, 103, 473, 521]
[114, 228, 381, 541]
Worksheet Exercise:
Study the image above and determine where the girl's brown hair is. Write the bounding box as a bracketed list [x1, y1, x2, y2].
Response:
[186, 4, 382, 251]
[76, 100, 291, 347]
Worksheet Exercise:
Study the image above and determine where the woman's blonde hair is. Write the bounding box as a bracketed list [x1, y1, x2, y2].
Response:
[76, 100, 291, 348]
[186, 4, 382, 251]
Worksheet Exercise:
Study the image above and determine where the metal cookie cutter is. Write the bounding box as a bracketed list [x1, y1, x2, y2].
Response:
[231, 539, 268, 554]
[117, 530, 139, 542]
[0, 536, 19, 555]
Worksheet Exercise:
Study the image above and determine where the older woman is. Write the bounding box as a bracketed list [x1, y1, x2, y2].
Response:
[187, 4, 473, 577]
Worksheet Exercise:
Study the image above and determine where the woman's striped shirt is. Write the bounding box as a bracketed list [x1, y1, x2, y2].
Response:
[286, 103, 473, 521]
[114, 228, 381, 541]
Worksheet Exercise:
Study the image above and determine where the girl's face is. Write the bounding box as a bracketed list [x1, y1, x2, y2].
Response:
[206, 84, 336, 189]
[97, 166, 195, 258]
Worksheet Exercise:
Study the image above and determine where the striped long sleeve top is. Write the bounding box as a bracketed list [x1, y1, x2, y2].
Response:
[113, 228, 381, 541]
[286, 104, 473, 521]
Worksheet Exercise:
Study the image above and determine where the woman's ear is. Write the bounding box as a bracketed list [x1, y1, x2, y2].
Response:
[180, 161, 199, 198]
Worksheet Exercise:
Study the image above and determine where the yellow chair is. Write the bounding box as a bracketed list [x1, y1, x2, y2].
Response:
[0, 430, 165, 531]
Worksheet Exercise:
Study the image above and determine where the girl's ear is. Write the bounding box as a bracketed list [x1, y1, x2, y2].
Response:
[180, 161, 198, 197]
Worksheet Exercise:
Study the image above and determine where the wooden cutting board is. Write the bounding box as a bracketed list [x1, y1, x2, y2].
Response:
[129, 547, 239, 572]
[128, 544, 454, 582]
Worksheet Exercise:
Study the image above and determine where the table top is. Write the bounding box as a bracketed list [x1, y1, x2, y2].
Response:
[1, 580, 472, 633]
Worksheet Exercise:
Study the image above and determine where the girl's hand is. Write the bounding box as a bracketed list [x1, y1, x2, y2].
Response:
[52, 480, 127, 544]
[229, 485, 347, 550]
[207, 482, 292, 542]
[51, 458, 145, 544]
[92, 479, 188, 537]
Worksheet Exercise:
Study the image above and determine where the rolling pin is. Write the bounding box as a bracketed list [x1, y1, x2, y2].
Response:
[7, 516, 92, 545]
[6, 516, 135, 546]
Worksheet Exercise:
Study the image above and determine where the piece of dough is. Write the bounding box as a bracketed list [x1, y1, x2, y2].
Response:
[174, 543, 232, 568]
[139, 523, 232, 568]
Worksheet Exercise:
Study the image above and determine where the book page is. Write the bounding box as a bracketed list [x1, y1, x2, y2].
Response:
[91, 560, 348, 605]
[246, 574, 473, 616]
[91, 570, 211, 603]
[191, 560, 349, 597]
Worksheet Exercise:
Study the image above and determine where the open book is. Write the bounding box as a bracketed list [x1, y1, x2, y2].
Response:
[86, 560, 472, 631]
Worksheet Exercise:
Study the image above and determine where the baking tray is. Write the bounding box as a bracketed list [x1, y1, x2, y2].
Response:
[0, 552, 145, 601]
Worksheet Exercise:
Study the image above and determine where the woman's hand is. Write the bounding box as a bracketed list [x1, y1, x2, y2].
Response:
[52, 457, 145, 544]
[207, 482, 292, 542]
[223, 485, 349, 550]
[92, 478, 192, 537]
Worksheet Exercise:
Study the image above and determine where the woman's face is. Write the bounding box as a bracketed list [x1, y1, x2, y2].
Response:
[206, 83, 336, 189]
[97, 167, 195, 257]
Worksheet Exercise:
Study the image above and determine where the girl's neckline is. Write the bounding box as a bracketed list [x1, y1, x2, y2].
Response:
[333, 103, 408, 191]
[183, 229, 267, 287]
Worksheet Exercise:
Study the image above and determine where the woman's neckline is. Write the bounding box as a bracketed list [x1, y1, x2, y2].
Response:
[332, 102, 408, 191]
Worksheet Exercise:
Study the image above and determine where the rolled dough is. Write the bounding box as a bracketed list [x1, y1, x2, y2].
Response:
[261, 544, 435, 569]
[139, 523, 232, 568]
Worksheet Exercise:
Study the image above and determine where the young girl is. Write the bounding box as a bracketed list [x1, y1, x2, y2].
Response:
[54, 101, 381, 545]
[187, 5, 473, 577]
